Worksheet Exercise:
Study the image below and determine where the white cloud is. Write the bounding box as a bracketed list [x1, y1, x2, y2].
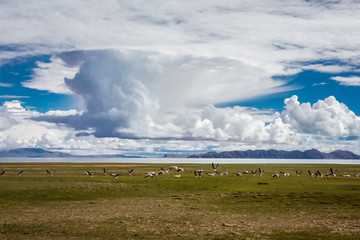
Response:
[1, 1, 360, 154]
[330, 76, 360, 86]
[0, 95, 30, 99]
[312, 82, 327, 86]
[1, 1, 360, 71]
[0, 97, 359, 155]
[22, 56, 79, 94]
[281, 95, 360, 137]
[0, 101, 19, 131]
[302, 64, 354, 73]
[0, 83, 14, 87]
[30, 50, 294, 143]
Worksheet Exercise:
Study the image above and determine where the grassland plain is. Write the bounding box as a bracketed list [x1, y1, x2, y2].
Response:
[0, 163, 359, 240]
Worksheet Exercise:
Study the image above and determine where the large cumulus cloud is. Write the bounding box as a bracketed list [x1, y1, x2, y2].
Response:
[281, 95, 360, 137]
[32, 49, 293, 141]
[30, 50, 360, 149]
[0, 101, 19, 131]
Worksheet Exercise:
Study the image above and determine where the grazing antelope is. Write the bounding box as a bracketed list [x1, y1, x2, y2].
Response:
[243, 171, 249, 174]
[0, 170, 5, 176]
[272, 173, 279, 177]
[283, 173, 290, 177]
[128, 169, 134, 176]
[177, 168, 184, 172]
[295, 170, 302, 176]
[236, 173, 243, 176]
[17, 170, 23, 176]
[46, 170, 55, 176]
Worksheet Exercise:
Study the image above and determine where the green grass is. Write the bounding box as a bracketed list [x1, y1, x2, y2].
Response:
[0, 163, 359, 239]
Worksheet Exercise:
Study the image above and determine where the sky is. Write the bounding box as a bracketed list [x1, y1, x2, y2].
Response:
[0, 0, 360, 156]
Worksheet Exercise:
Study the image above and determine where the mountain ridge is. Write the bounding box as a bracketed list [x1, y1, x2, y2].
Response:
[164, 149, 360, 159]
[0, 148, 142, 158]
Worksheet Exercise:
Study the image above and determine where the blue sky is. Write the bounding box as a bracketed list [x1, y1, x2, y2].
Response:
[0, 1, 360, 156]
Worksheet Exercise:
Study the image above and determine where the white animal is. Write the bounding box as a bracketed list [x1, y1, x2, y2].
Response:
[272, 173, 279, 177]
[144, 172, 156, 178]
[160, 167, 169, 174]
[111, 173, 119, 178]
[236, 173, 243, 176]
[85, 171, 94, 177]
[194, 170, 202, 178]
[169, 166, 178, 171]
[173, 175, 181, 178]
[220, 171, 228, 176]
[343, 172, 351, 177]
[330, 168, 337, 177]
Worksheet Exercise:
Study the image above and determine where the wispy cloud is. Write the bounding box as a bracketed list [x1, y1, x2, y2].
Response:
[0, 83, 14, 87]
[313, 82, 327, 86]
[330, 76, 360, 86]
[1, 1, 360, 67]
[0, 95, 30, 99]
[303, 64, 354, 74]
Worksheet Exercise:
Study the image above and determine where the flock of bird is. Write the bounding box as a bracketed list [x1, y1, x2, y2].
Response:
[0, 164, 360, 178]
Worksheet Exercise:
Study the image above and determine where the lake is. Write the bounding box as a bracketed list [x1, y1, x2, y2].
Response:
[0, 157, 360, 164]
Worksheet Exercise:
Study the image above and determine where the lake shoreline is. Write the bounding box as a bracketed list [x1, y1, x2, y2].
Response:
[0, 157, 360, 164]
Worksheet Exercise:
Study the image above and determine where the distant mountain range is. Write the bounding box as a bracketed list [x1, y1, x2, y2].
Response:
[164, 149, 360, 159]
[0, 148, 142, 158]
[1, 148, 359, 159]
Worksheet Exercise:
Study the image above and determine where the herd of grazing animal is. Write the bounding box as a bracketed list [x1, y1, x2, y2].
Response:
[0, 164, 359, 179]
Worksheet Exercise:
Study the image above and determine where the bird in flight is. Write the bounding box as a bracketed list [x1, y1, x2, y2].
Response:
[46, 170, 55, 176]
